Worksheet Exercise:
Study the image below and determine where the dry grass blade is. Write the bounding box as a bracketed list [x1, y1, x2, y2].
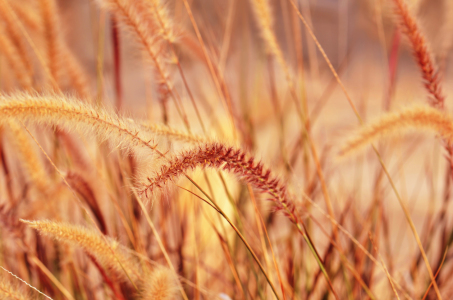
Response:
[39, 0, 61, 86]
[339, 105, 453, 156]
[29, 257, 75, 300]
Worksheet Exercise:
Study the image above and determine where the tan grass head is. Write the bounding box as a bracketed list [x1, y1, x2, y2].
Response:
[339, 105, 453, 157]
[139, 266, 180, 300]
[0, 276, 30, 300]
[21, 219, 140, 282]
[0, 92, 159, 159]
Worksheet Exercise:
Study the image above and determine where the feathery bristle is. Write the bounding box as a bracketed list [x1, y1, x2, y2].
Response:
[145, 0, 175, 42]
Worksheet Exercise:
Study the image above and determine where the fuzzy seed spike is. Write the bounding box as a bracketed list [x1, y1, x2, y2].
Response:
[339, 105, 453, 156]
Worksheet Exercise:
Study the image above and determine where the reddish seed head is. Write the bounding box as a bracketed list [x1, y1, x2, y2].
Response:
[140, 143, 293, 214]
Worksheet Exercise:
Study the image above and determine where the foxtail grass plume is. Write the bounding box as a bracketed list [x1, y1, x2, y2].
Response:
[0, 0, 34, 79]
[250, 0, 291, 83]
[0, 277, 30, 300]
[339, 105, 453, 156]
[21, 219, 140, 282]
[0, 28, 33, 90]
[144, 0, 176, 42]
[7, 121, 50, 194]
[39, 0, 90, 98]
[392, 0, 444, 108]
[140, 266, 180, 300]
[140, 142, 296, 219]
[0, 92, 158, 157]
[95, 0, 171, 84]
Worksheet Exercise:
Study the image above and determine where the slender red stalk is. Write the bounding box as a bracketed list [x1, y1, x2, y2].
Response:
[88, 254, 126, 300]
[111, 17, 122, 111]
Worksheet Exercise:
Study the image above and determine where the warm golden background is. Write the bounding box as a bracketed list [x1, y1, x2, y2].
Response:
[1, 0, 453, 299]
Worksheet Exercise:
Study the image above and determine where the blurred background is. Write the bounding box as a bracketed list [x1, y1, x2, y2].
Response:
[2, 0, 453, 298]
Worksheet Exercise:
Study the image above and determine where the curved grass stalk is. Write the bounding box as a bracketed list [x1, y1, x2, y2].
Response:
[141, 123, 209, 144]
[250, 5, 342, 295]
[20, 123, 141, 293]
[339, 105, 453, 156]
